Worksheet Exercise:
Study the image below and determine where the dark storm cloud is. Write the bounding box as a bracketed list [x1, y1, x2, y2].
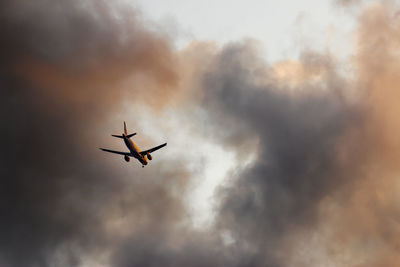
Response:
[1, 0, 179, 113]
[113, 230, 235, 267]
[0, 0, 185, 266]
[1, 0, 175, 74]
[197, 42, 363, 266]
[185, 4, 400, 264]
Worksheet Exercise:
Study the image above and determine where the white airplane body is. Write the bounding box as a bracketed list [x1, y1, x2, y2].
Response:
[100, 122, 167, 167]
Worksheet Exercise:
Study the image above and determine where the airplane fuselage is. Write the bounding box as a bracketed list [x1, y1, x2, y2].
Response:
[123, 134, 148, 166]
[100, 122, 167, 167]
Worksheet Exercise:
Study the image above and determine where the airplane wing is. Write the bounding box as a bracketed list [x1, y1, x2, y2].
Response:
[100, 148, 131, 156]
[139, 143, 167, 156]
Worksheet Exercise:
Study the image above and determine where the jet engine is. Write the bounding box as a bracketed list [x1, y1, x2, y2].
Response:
[147, 153, 152, 160]
[124, 155, 130, 162]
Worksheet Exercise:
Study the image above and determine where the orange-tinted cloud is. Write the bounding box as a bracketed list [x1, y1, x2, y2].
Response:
[3, 1, 400, 267]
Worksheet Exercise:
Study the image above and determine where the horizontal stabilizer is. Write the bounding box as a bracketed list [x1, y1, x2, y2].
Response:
[111, 133, 136, 138]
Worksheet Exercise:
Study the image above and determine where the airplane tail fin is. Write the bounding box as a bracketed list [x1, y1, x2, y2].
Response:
[112, 134, 124, 138]
[122, 122, 136, 138]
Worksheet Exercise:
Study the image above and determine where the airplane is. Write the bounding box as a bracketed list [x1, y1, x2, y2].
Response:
[100, 122, 167, 167]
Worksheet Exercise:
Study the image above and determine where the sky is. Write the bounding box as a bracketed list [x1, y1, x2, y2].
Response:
[2, 0, 400, 267]
[134, 0, 356, 61]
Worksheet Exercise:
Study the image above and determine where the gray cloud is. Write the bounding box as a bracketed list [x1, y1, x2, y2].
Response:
[0, 1, 185, 266]
[199, 42, 363, 266]
[2, 1, 400, 267]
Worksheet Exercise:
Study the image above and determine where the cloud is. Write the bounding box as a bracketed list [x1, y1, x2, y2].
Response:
[2, 0, 400, 267]
[0, 0, 186, 266]
[202, 3, 400, 266]
[335, 0, 364, 6]
[1, 0, 180, 113]
[197, 41, 362, 266]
